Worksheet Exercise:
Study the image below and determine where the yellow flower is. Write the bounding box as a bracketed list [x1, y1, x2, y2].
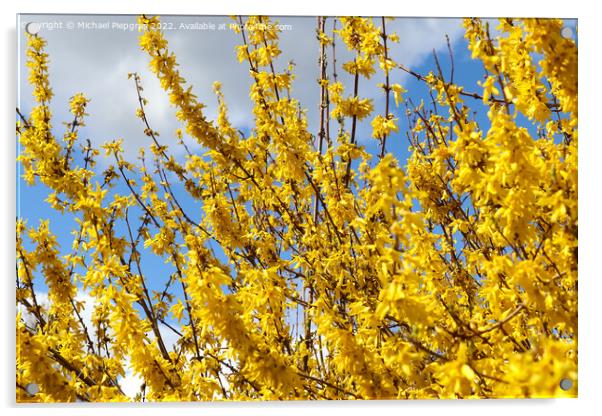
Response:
[371, 114, 399, 139]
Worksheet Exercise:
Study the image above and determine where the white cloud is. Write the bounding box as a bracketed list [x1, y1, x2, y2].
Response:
[18, 291, 49, 328]
[119, 359, 144, 400]
[19, 15, 466, 162]
[18, 290, 98, 336]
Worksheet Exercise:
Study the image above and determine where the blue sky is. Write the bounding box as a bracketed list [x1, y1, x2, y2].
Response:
[16, 15, 578, 276]
[16, 13, 578, 299]
[16, 14, 476, 290]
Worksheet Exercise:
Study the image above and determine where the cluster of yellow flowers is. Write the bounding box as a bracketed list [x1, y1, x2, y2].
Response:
[16, 16, 577, 402]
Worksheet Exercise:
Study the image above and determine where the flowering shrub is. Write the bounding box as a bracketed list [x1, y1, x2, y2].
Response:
[16, 16, 577, 401]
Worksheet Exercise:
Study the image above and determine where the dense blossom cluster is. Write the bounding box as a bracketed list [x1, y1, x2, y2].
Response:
[16, 16, 577, 401]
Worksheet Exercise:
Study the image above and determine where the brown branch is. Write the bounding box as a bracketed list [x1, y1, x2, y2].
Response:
[477, 303, 525, 335]
[379, 16, 391, 159]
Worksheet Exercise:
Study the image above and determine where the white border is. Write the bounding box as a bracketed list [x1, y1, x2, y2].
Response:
[2, 1, 600, 415]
